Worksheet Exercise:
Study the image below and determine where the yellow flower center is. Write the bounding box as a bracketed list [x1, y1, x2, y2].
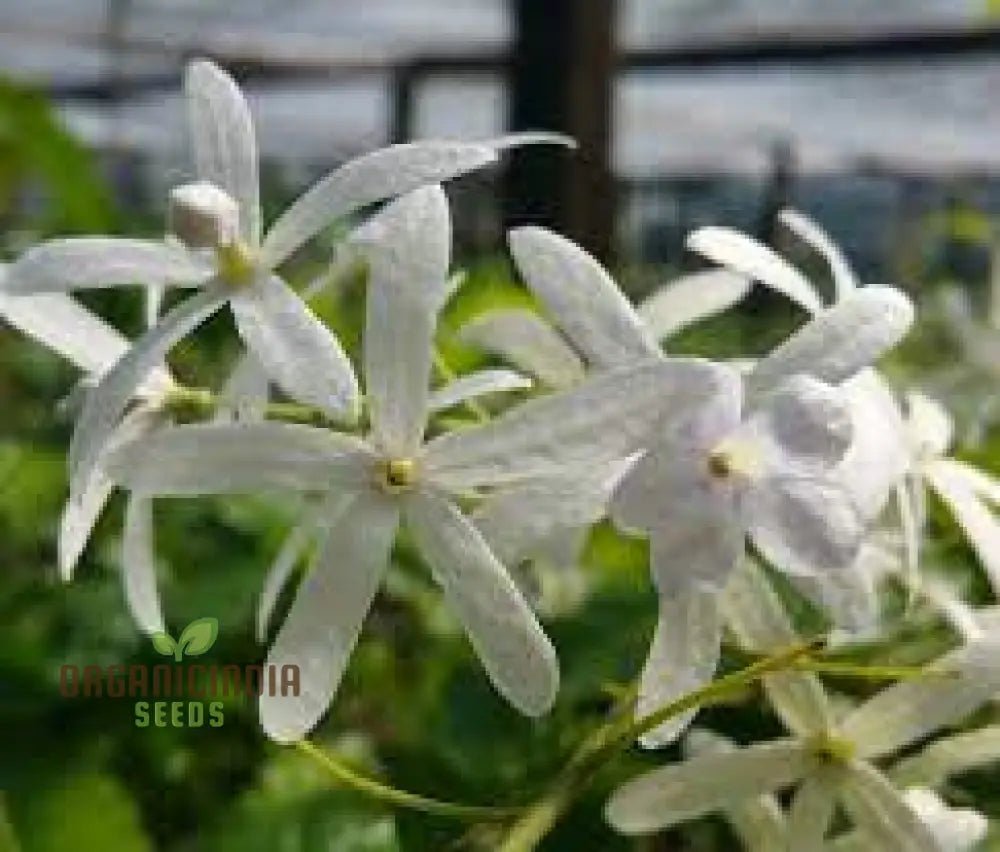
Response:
[808, 732, 856, 767]
[375, 458, 417, 494]
[706, 437, 761, 481]
[216, 241, 257, 288]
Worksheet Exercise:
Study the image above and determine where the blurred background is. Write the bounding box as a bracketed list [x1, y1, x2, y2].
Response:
[2, 2, 1000, 850]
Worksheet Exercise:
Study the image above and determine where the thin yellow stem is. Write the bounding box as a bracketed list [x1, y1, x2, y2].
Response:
[295, 740, 515, 822]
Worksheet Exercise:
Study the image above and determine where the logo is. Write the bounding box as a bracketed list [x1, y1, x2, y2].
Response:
[59, 617, 300, 729]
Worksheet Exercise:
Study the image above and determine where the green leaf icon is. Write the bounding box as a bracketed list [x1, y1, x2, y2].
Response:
[176, 617, 218, 659]
[150, 632, 177, 657]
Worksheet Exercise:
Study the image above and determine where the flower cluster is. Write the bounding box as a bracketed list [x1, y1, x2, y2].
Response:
[4, 60, 1000, 849]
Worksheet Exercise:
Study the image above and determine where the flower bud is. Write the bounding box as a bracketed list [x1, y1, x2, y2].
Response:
[168, 182, 240, 249]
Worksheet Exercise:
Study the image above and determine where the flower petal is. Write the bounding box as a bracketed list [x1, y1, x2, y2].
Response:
[260, 490, 399, 742]
[68, 286, 226, 496]
[747, 287, 914, 401]
[612, 444, 743, 593]
[457, 308, 584, 389]
[722, 560, 835, 737]
[785, 772, 837, 852]
[4, 238, 212, 293]
[637, 269, 751, 341]
[0, 290, 128, 376]
[424, 358, 735, 490]
[745, 375, 853, 473]
[508, 226, 659, 369]
[260, 141, 500, 268]
[841, 639, 1000, 759]
[473, 459, 626, 565]
[687, 226, 823, 314]
[605, 739, 807, 834]
[747, 474, 863, 578]
[891, 725, 1000, 789]
[778, 209, 858, 300]
[103, 422, 372, 496]
[838, 762, 940, 852]
[216, 352, 270, 422]
[635, 589, 721, 748]
[59, 407, 162, 580]
[429, 369, 532, 413]
[901, 789, 988, 852]
[837, 369, 909, 522]
[924, 459, 1000, 592]
[121, 495, 165, 635]
[404, 489, 558, 716]
[356, 185, 451, 456]
[906, 391, 953, 458]
[185, 59, 261, 244]
[231, 275, 359, 420]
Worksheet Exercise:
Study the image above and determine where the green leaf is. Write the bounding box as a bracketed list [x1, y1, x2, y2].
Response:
[149, 632, 176, 657]
[177, 617, 219, 657]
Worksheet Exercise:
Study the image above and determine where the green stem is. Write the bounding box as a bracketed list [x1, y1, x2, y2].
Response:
[497, 637, 823, 852]
[162, 386, 359, 431]
[295, 740, 515, 822]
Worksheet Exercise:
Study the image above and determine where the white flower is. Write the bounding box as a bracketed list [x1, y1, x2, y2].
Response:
[102, 185, 732, 741]
[607, 560, 1000, 851]
[3, 59, 551, 499]
[905, 391, 1000, 595]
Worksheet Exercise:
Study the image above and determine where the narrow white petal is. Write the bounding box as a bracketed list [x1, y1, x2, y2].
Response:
[687, 226, 823, 314]
[256, 498, 343, 643]
[121, 495, 165, 635]
[68, 287, 226, 495]
[785, 772, 837, 852]
[429, 369, 532, 413]
[4, 238, 212, 293]
[404, 490, 558, 716]
[59, 469, 114, 581]
[474, 460, 626, 565]
[103, 422, 372, 496]
[906, 391, 954, 458]
[0, 291, 128, 376]
[612, 444, 743, 593]
[747, 287, 914, 401]
[636, 589, 721, 748]
[684, 731, 788, 852]
[185, 59, 261, 244]
[791, 562, 879, 635]
[231, 275, 359, 420]
[901, 789, 988, 852]
[605, 739, 807, 834]
[722, 561, 835, 737]
[933, 457, 1000, 506]
[508, 226, 659, 369]
[924, 460, 1000, 592]
[260, 142, 500, 268]
[424, 359, 736, 490]
[59, 408, 162, 580]
[778, 209, 858, 300]
[891, 725, 1000, 788]
[747, 475, 863, 578]
[356, 186, 451, 456]
[260, 490, 399, 742]
[838, 762, 940, 852]
[637, 269, 752, 341]
[216, 352, 270, 422]
[837, 369, 910, 522]
[457, 308, 585, 389]
[842, 639, 1000, 758]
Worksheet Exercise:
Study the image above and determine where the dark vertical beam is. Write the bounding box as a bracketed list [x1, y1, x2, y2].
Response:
[389, 64, 415, 144]
[505, 0, 616, 262]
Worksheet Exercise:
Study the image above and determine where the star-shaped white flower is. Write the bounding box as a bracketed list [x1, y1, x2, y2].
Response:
[3, 59, 554, 500]
[607, 560, 1000, 851]
[103, 185, 732, 741]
